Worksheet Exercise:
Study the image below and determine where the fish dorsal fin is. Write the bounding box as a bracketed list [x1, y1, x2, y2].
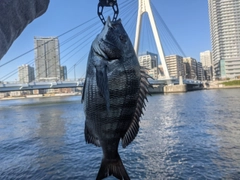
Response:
[122, 68, 151, 148]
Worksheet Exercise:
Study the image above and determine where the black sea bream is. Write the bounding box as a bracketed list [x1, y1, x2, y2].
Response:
[81, 17, 150, 180]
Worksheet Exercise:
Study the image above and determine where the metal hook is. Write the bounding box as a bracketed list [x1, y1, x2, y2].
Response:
[98, 0, 119, 24]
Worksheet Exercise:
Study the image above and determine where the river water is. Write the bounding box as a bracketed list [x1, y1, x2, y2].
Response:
[0, 89, 240, 180]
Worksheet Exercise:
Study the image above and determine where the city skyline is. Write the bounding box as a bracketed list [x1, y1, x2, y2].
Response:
[0, 0, 211, 81]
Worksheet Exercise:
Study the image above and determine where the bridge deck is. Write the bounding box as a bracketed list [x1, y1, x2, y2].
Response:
[0, 79, 202, 92]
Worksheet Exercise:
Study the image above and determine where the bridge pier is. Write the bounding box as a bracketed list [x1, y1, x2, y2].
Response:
[149, 84, 187, 93]
[163, 84, 187, 93]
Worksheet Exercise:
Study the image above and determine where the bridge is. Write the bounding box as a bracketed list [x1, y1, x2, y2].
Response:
[0, 81, 84, 93]
[0, 78, 202, 93]
[0, 0, 203, 94]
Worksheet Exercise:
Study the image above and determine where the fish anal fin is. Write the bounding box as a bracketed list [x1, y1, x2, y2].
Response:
[84, 123, 101, 147]
[122, 118, 140, 148]
[96, 154, 130, 180]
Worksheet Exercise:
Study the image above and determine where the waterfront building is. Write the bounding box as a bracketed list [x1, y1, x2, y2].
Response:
[204, 66, 213, 81]
[197, 62, 204, 81]
[148, 67, 159, 79]
[138, 51, 158, 69]
[183, 57, 197, 79]
[18, 64, 35, 83]
[208, 0, 240, 79]
[34, 37, 61, 81]
[158, 65, 164, 78]
[60, 66, 67, 81]
[33, 89, 45, 95]
[59, 88, 73, 93]
[165, 55, 185, 78]
[0, 93, 8, 98]
[46, 89, 61, 94]
[138, 51, 159, 79]
[200, 50, 212, 67]
[9, 91, 23, 97]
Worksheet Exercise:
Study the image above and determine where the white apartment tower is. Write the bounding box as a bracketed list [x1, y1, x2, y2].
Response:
[165, 55, 185, 78]
[138, 51, 159, 79]
[18, 64, 35, 83]
[183, 57, 197, 80]
[208, 0, 240, 79]
[34, 37, 61, 81]
[138, 51, 158, 69]
[200, 50, 212, 67]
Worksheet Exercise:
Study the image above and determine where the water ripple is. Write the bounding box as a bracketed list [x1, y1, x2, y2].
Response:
[0, 91, 240, 179]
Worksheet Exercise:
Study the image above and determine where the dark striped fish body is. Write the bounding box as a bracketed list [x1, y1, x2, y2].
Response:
[82, 18, 150, 180]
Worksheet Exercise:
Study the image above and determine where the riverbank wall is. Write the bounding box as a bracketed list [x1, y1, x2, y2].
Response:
[0, 93, 80, 101]
[206, 85, 240, 90]
[149, 84, 187, 94]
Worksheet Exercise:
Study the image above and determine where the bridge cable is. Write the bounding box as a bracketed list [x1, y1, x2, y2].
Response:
[33, 0, 135, 81]
[151, 1, 186, 57]
[0, 0, 138, 82]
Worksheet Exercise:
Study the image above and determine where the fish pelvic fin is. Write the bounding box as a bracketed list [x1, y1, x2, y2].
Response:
[85, 123, 101, 147]
[96, 154, 130, 180]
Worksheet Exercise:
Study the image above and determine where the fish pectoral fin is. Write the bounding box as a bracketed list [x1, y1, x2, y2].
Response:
[84, 123, 101, 147]
[95, 64, 110, 111]
[81, 79, 86, 103]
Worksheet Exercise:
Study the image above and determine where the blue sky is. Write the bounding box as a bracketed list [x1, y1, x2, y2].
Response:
[0, 0, 211, 81]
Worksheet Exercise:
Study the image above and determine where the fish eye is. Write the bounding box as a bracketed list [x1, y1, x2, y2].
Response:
[119, 35, 123, 40]
[119, 35, 126, 42]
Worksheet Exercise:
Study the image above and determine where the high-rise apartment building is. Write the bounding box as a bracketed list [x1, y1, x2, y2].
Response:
[200, 50, 213, 67]
[208, 0, 240, 79]
[183, 57, 197, 79]
[34, 37, 61, 81]
[138, 51, 159, 79]
[197, 62, 204, 81]
[148, 67, 159, 80]
[138, 51, 158, 69]
[165, 55, 185, 78]
[60, 66, 68, 80]
[204, 66, 214, 81]
[18, 64, 35, 83]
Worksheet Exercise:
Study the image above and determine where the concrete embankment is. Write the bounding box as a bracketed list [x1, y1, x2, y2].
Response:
[0, 93, 80, 101]
[149, 84, 187, 94]
[207, 85, 240, 90]
[26, 95, 43, 98]
[206, 81, 240, 90]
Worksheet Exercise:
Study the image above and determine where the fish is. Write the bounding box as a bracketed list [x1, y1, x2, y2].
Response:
[81, 17, 150, 180]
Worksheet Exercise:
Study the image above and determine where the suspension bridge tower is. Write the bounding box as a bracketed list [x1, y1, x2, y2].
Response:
[134, 0, 170, 78]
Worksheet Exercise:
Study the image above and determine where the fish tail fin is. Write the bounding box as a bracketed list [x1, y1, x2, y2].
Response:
[96, 154, 130, 180]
